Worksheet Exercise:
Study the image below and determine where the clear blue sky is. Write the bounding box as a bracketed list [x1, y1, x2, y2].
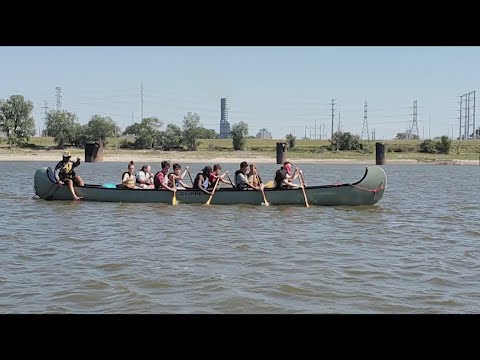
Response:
[1, 46, 478, 140]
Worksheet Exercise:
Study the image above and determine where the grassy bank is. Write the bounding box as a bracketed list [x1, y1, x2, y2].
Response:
[1, 137, 480, 162]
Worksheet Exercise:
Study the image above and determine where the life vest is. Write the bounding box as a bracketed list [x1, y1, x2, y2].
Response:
[235, 170, 248, 190]
[193, 173, 209, 189]
[59, 160, 75, 180]
[153, 171, 163, 190]
[168, 172, 181, 187]
[122, 171, 136, 188]
[275, 168, 288, 189]
[249, 173, 262, 187]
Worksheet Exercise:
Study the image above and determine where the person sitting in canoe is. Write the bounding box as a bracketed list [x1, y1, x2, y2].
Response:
[136, 164, 154, 189]
[193, 166, 213, 195]
[247, 163, 263, 188]
[209, 164, 233, 188]
[168, 163, 191, 190]
[154, 160, 176, 192]
[274, 161, 302, 189]
[120, 161, 140, 189]
[235, 161, 263, 191]
[54, 150, 84, 200]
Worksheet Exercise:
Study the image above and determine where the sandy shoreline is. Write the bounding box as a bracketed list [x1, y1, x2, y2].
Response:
[0, 150, 478, 165]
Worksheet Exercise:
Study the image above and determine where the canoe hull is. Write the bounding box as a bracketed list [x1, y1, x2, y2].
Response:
[34, 166, 387, 206]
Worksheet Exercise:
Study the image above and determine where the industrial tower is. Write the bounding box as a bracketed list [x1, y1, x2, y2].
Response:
[219, 98, 231, 139]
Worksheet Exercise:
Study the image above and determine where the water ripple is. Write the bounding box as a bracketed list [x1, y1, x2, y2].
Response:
[1, 162, 479, 313]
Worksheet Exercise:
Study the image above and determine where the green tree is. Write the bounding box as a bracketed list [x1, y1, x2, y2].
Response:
[231, 121, 249, 150]
[162, 123, 183, 150]
[286, 133, 296, 149]
[436, 135, 451, 154]
[44, 110, 80, 147]
[123, 122, 143, 136]
[419, 139, 437, 153]
[123, 117, 163, 149]
[182, 112, 202, 151]
[330, 131, 361, 151]
[85, 115, 119, 142]
[395, 132, 419, 140]
[197, 127, 218, 139]
[0, 95, 35, 147]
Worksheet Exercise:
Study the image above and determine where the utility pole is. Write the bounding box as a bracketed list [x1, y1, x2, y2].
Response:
[141, 82, 144, 121]
[337, 113, 341, 132]
[55, 87, 62, 110]
[330, 99, 335, 140]
[304, 124, 307, 139]
[361, 100, 369, 141]
[459, 96, 462, 140]
[473, 91, 476, 139]
[314, 120, 317, 140]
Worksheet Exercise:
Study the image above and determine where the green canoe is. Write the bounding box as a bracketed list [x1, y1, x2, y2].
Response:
[33, 166, 387, 206]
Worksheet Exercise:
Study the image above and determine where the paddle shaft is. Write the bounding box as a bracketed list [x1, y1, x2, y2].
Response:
[256, 174, 269, 206]
[205, 176, 220, 205]
[299, 172, 310, 208]
[186, 169, 194, 186]
[226, 174, 235, 188]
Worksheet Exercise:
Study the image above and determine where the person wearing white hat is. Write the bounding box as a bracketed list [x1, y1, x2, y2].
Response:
[53, 151, 84, 200]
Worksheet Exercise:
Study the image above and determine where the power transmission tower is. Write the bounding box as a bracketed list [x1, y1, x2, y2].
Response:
[410, 100, 419, 139]
[55, 87, 62, 110]
[41, 101, 49, 136]
[330, 99, 335, 139]
[361, 100, 369, 141]
[141, 82, 144, 121]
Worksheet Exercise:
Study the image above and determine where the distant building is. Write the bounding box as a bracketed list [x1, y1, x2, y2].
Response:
[219, 98, 231, 139]
[256, 128, 272, 139]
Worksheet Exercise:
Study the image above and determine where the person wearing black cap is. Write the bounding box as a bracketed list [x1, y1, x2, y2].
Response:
[192, 166, 213, 195]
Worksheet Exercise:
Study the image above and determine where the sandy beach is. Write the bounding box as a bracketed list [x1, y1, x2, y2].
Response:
[0, 148, 478, 165]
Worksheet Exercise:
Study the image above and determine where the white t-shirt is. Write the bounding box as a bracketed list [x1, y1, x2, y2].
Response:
[136, 170, 153, 184]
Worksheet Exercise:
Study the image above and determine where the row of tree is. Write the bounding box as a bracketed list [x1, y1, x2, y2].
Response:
[0, 94, 251, 150]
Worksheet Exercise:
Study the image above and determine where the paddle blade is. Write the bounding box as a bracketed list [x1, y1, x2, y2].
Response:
[264, 181, 275, 189]
[172, 193, 178, 205]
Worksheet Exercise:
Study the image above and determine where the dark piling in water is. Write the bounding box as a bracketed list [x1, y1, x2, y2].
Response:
[85, 141, 103, 162]
[376, 142, 386, 165]
[276, 142, 286, 164]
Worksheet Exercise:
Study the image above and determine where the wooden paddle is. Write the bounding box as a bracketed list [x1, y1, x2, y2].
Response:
[172, 184, 178, 205]
[256, 174, 269, 206]
[299, 171, 310, 208]
[205, 176, 220, 205]
[226, 173, 235, 188]
[186, 168, 194, 186]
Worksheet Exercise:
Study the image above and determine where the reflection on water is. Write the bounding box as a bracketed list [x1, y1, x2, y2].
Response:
[0, 161, 479, 313]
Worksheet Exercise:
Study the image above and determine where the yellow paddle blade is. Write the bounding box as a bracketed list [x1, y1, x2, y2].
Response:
[172, 193, 178, 205]
[264, 181, 275, 189]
